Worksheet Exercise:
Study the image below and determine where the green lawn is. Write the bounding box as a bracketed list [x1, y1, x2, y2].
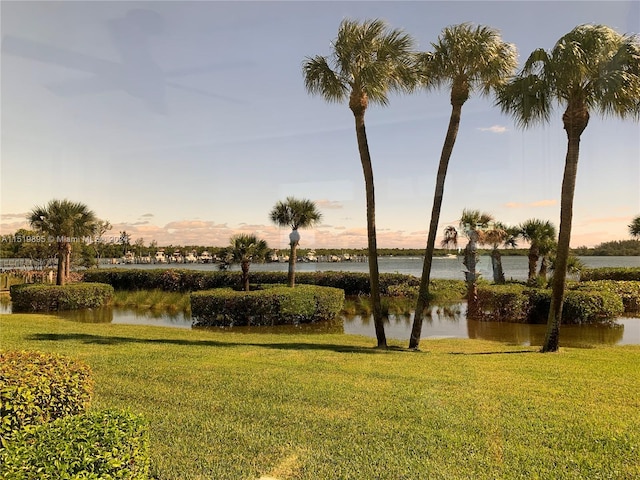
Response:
[1, 313, 639, 479]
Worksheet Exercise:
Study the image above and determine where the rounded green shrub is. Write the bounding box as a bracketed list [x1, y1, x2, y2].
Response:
[570, 280, 640, 313]
[526, 289, 624, 325]
[10, 283, 114, 312]
[0, 351, 93, 441]
[0, 409, 149, 479]
[476, 284, 529, 322]
[191, 285, 345, 327]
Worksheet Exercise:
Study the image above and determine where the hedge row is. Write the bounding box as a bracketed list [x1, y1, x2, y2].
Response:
[9, 283, 114, 312]
[191, 285, 345, 327]
[476, 284, 625, 324]
[82, 268, 421, 296]
[0, 351, 93, 441]
[0, 409, 150, 479]
[580, 267, 640, 282]
[571, 280, 640, 312]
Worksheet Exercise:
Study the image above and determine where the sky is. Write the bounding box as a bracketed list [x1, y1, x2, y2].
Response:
[1, 0, 639, 251]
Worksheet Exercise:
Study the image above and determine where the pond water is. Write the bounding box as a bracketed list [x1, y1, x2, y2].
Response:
[2, 256, 638, 347]
[2, 299, 638, 348]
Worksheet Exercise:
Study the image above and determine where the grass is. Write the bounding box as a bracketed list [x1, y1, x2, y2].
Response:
[2, 313, 639, 479]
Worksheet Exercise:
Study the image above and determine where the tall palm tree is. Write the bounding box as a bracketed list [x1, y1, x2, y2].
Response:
[629, 215, 640, 238]
[497, 24, 640, 352]
[269, 197, 322, 287]
[518, 219, 557, 284]
[410, 24, 517, 349]
[28, 199, 97, 285]
[227, 234, 269, 292]
[303, 18, 418, 348]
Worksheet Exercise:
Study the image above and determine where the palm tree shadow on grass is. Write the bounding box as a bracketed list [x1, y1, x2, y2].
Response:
[26, 333, 411, 354]
[448, 349, 538, 356]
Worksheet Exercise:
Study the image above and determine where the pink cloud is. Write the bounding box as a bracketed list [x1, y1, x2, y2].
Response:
[530, 199, 557, 207]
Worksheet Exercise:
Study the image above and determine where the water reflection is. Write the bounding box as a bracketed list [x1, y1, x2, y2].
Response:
[1, 297, 638, 346]
[466, 318, 625, 347]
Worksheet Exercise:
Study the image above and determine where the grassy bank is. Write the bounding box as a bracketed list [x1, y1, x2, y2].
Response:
[1, 314, 639, 479]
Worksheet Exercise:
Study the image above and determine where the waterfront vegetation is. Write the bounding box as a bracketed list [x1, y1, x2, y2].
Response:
[113, 289, 191, 314]
[1, 315, 639, 479]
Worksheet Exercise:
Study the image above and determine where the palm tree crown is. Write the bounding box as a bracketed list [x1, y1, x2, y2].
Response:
[228, 234, 268, 265]
[497, 24, 640, 128]
[422, 23, 518, 104]
[270, 197, 322, 232]
[303, 18, 418, 111]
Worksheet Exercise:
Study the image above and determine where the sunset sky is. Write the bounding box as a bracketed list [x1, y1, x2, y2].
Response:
[2, 1, 638, 250]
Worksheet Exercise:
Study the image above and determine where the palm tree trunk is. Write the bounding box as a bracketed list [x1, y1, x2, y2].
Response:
[288, 241, 298, 287]
[542, 123, 585, 352]
[241, 261, 250, 292]
[352, 107, 386, 348]
[464, 232, 480, 318]
[410, 103, 463, 349]
[491, 248, 505, 284]
[527, 249, 539, 282]
[56, 243, 65, 286]
[65, 243, 71, 283]
[539, 256, 549, 280]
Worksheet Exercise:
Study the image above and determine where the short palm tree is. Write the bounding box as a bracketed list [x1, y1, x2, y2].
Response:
[303, 18, 418, 348]
[227, 234, 269, 291]
[483, 222, 518, 284]
[269, 197, 322, 287]
[440, 210, 495, 318]
[28, 199, 97, 285]
[518, 219, 557, 284]
[410, 24, 517, 349]
[629, 215, 640, 238]
[458, 209, 494, 318]
[497, 24, 640, 352]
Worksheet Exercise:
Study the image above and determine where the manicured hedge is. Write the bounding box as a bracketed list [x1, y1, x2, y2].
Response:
[580, 267, 640, 282]
[10, 283, 114, 312]
[571, 280, 640, 312]
[0, 409, 150, 479]
[476, 285, 625, 324]
[476, 284, 529, 323]
[0, 351, 93, 441]
[83, 268, 424, 296]
[191, 285, 345, 327]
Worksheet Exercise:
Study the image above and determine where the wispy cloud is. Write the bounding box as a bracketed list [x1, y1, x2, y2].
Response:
[477, 125, 507, 134]
[1, 212, 29, 220]
[530, 199, 557, 207]
[505, 199, 556, 208]
[314, 199, 343, 210]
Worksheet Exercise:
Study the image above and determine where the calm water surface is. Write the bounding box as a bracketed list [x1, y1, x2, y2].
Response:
[2, 256, 638, 347]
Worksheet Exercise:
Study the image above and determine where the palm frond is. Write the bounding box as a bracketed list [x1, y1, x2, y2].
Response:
[302, 55, 349, 103]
